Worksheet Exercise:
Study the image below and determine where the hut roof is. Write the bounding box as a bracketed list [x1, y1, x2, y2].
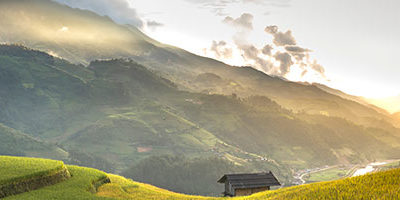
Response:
[217, 171, 280, 189]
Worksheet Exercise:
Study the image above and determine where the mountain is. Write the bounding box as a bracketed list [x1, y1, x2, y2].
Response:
[1, 0, 398, 133]
[312, 83, 388, 114]
[2, 44, 400, 195]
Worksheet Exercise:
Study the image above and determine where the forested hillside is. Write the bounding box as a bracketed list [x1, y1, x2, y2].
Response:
[1, 45, 400, 195]
[1, 0, 399, 134]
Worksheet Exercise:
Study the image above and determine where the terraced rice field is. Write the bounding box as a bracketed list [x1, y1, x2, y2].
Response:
[2, 156, 400, 200]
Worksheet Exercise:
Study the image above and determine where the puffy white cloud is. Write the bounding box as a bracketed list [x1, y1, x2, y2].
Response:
[223, 13, 254, 31]
[265, 26, 297, 46]
[265, 25, 279, 34]
[209, 40, 233, 59]
[262, 44, 273, 56]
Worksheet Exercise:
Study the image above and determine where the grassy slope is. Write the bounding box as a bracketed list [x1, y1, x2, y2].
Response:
[4, 166, 110, 200]
[3, 156, 400, 200]
[0, 156, 64, 186]
[253, 169, 400, 200]
[0, 156, 109, 200]
[99, 168, 400, 200]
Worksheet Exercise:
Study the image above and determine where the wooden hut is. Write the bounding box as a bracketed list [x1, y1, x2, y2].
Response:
[217, 171, 280, 197]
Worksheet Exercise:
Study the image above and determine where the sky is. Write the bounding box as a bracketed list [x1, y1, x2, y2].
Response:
[54, 0, 400, 99]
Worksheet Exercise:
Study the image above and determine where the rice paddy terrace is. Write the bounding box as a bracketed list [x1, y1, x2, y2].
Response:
[1, 156, 400, 199]
[0, 156, 70, 198]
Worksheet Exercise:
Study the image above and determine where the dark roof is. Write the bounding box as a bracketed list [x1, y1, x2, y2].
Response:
[217, 171, 280, 189]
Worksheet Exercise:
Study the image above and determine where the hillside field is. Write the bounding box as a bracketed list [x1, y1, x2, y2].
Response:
[1, 156, 400, 200]
[0, 156, 65, 186]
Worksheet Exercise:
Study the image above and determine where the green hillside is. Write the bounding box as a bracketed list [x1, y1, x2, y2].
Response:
[99, 168, 400, 200]
[2, 156, 400, 200]
[0, 123, 67, 159]
[1, 44, 400, 195]
[0, 156, 64, 186]
[0, 156, 70, 198]
[1, 0, 398, 134]
[0, 156, 109, 200]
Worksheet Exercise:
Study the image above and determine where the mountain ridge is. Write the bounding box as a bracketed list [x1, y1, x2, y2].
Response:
[1, 45, 400, 194]
[0, 0, 396, 132]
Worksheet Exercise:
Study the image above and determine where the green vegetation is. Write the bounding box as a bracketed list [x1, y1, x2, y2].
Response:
[4, 166, 109, 200]
[251, 168, 400, 200]
[98, 174, 219, 200]
[0, 156, 64, 186]
[0, 156, 70, 198]
[1, 44, 400, 195]
[1, 0, 400, 197]
[0, 123, 67, 159]
[2, 156, 400, 200]
[122, 155, 244, 196]
[99, 167, 400, 200]
[304, 166, 352, 183]
[1, 0, 399, 135]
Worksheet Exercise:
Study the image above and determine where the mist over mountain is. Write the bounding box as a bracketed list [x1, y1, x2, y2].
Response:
[1, 0, 400, 196]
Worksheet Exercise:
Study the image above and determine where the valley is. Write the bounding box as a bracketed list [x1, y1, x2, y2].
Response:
[0, 0, 400, 197]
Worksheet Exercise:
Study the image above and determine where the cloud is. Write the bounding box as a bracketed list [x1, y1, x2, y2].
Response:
[223, 13, 274, 73]
[273, 31, 297, 46]
[285, 45, 311, 61]
[265, 25, 279, 34]
[310, 60, 326, 77]
[240, 44, 259, 59]
[212, 15, 325, 81]
[147, 20, 164, 31]
[223, 13, 254, 31]
[285, 46, 311, 53]
[234, 43, 273, 72]
[52, 0, 143, 27]
[274, 52, 294, 76]
[265, 25, 296, 46]
[262, 44, 273, 56]
[209, 40, 233, 59]
[231, 23, 326, 79]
